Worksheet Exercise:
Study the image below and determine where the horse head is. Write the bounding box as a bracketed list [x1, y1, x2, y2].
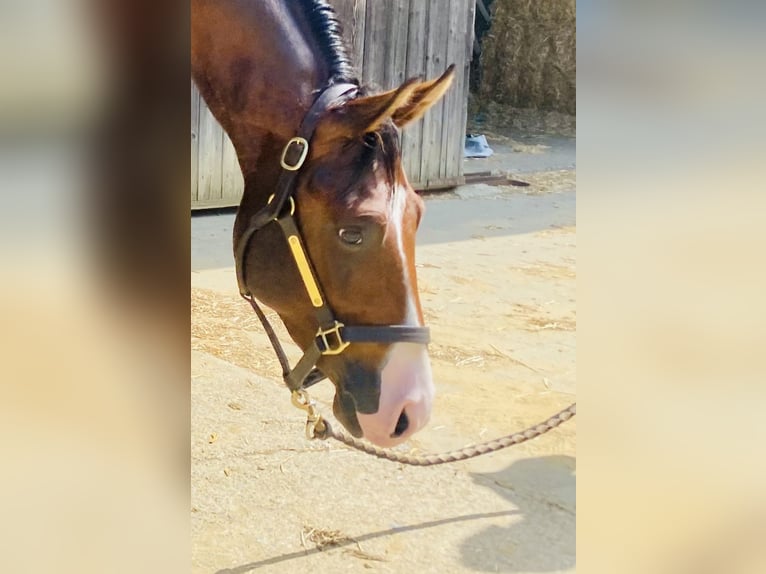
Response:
[244, 68, 454, 446]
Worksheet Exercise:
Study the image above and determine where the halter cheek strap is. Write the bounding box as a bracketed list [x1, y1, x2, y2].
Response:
[236, 83, 430, 393]
[234, 82, 360, 294]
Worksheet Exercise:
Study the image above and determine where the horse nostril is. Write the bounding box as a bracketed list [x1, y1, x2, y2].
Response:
[391, 410, 409, 438]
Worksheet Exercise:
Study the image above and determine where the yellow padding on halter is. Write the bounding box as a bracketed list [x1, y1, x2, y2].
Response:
[287, 235, 324, 308]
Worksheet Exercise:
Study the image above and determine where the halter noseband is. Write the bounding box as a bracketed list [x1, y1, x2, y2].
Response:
[234, 83, 431, 392]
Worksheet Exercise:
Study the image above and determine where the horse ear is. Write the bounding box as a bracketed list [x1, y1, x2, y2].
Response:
[391, 64, 455, 127]
[332, 65, 454, 137]
[340, 79, 420, 134]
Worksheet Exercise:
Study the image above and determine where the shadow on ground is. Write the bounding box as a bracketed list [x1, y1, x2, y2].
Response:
[461, 455, 576, 572]
[215, 510, 520, 574]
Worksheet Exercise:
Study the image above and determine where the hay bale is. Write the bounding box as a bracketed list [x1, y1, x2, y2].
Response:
[479, 0, 576, 115]
[467, 92, 576, 137]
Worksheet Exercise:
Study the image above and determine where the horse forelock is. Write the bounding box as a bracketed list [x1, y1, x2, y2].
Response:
[308, 121, 402, 208]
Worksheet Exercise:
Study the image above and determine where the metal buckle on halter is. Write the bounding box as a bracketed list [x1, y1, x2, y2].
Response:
[279, 137, 309, 171]
[316, 321, 350, 355]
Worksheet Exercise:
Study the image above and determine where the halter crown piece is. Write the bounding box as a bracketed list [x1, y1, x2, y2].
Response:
[235, 83, 431, 393]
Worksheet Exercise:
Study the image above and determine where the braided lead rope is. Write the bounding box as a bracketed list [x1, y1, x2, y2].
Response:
[304, 398, 576, 466]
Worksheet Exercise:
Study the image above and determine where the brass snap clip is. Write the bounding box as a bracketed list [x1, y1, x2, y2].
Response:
[290, 390, 326, 439]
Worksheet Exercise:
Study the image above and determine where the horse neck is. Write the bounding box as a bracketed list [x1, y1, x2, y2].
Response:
[192, 0, 332, 217]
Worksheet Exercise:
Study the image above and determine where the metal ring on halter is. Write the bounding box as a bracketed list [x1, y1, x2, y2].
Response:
[267, 194, 296, 217]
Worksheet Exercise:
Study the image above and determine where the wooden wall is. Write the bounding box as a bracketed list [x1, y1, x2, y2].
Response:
[191, 82, 243, 209]
[191, 0, 475, 210]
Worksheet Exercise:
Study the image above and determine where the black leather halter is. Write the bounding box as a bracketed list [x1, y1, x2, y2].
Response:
[235, 83, 431, 392]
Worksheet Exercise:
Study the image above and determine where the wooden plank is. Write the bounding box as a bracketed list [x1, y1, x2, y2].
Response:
[464, 172, 530, 186]
[380, 1, 395, 87]
[381, 0, 409, 89]
[465, 0, 477, 63]
[443, 0, 474, 183]
[440, 0, 463, 181]
[418, 175, 465, 191]
[191, 82, 200, 203]
[421, 0, 450, 188]
[389, 0, 417, 88]
[190, 197, 241, 211]
[328, 0, 356, 69]
[328, 0, 353, 41]
[350, 0, 366, 73]
[459, 0, 477, 180]
[196, 101, 224, 204]
[362, 0, 388, 87]
[378, 0, 412, 183]
[401, 0, 428, 186]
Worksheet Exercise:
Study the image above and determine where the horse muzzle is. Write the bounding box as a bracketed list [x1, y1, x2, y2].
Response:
[351, 342, 434, 447]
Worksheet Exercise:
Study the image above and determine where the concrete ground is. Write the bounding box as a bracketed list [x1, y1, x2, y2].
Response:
[191, 134, 576, 573]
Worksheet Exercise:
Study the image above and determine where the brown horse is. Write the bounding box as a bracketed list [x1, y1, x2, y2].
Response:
[192, 0, 454, 447]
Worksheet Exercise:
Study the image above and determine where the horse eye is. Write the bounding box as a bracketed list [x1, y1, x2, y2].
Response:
[363, 133, 378, 148]
[338, 227, 363, 246]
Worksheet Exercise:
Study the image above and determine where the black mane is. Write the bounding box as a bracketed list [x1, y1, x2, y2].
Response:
[296, 0, 358, 85]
